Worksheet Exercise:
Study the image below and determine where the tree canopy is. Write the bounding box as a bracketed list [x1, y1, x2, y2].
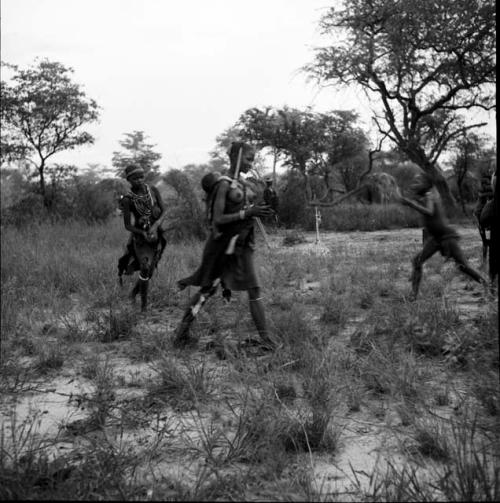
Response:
[112, 130, 162, 183]
[306, 0, 496, 207]
[1, 59, 100, 208]
[234, 106, 370, 200]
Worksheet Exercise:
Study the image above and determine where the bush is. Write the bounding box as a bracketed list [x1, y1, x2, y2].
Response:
[1, 179, 118, 225]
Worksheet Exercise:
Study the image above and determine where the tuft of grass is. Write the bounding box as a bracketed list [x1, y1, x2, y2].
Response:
[85, 305, 137, 343]
[70, 356, 116, 429]
[412, 417, 450, 461]
[320, 292, 352, 328]
[434, 413, 500, 501]
[359, 343, 425, 402]
[349, 458, 438, 502]
[122, 326, 169, 362]
[0, 358, 35, 393]
[149, 356, 216, 411]
[33, 343, 65, 374]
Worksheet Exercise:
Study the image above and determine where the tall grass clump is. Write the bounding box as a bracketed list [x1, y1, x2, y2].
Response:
[435, 411, 500, 501]
[149, 356, 216, 411]
[69, 355, 117, 430]
[271, 304, 318, 370]
[1, 411, 55, 500]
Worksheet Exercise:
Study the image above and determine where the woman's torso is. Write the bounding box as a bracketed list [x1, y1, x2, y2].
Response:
[127, 185, 160, 230]
[215, 178, 258, 236]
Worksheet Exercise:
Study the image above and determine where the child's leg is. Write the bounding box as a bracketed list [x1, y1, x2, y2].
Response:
[445, 239, 488, 284]
[410, 238, 439, 299]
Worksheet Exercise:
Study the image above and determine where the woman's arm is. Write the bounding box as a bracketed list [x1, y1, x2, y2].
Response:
[149, 186, 168, 233]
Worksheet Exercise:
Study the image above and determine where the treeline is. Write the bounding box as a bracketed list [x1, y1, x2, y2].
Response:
[1, 19, 496, 234]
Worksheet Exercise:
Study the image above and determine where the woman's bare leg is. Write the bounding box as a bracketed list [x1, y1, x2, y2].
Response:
[248, 287, 276, 348]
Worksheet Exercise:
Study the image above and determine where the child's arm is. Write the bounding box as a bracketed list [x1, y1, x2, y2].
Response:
[398, 195, 434, 217]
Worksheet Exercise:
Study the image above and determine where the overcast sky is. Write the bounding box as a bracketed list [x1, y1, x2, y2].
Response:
[1, 0, 495, 172]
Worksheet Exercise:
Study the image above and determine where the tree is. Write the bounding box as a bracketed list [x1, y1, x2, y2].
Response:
[209, 125, 244, 171]
[236, 106, 369, 200]
[163, 169, 206, 240]
[1, 59, 100, 208]
[112, 131, 162, 183]
[313, 110, 370, 197]
[307, 0, 496, 210]
[209, 123, 268, 175]
[236, 107, 284, 184]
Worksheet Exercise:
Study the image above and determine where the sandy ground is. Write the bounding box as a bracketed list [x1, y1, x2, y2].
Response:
[1, 225, 496, 500]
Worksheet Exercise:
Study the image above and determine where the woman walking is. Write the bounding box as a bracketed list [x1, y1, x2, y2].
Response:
[174, 141, 277, 350]
[118, 164, 167, 311]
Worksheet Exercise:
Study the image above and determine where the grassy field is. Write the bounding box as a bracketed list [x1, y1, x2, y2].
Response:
[1, 215, 498, 501]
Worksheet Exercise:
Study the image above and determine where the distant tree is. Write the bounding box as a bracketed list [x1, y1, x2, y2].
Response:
[163, 169, 206, 240]
[314, 110, 370, 198]
[0, 59, 100, 208]
[112, 131, 162, 182]
[236, 106, 369, 200]
[236, 107, 284, 183]
[209, 125, 244, 171]
[45, 163, 78, 209]
[307, 0, 496, 210]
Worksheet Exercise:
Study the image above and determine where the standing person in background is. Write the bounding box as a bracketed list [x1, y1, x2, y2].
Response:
[174, 141, 278, 350]
[488, 168, 498, 287]
[263, 177, 279, 228]
[118, 164, 167, 311]
[397, 172, 488, 300]
[474, 168, 496, 265]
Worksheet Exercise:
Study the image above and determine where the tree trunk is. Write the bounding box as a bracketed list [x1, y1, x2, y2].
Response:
[457, 176, 467, 215]
[272, 147, 277, 186]
[38, 161, 49, 209]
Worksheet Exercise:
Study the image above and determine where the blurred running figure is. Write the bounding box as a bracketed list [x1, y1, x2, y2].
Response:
[397, 173, 488, 300]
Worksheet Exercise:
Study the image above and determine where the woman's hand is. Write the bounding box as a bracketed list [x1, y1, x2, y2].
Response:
[142, 230, 157, 242]
[146, 230, 157, 242]
[246, 204, 274, 218]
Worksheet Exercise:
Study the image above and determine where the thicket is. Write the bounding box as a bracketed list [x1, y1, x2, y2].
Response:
[1, 162, 478, 236]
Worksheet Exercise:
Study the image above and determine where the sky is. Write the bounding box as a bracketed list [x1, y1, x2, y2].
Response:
[1, 0, 496, 172]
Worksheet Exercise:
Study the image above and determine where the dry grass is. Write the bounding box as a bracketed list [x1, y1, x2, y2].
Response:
[1, 219, 498, 500]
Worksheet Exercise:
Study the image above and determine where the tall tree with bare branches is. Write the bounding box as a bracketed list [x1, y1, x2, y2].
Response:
[306, 0, 496, 210]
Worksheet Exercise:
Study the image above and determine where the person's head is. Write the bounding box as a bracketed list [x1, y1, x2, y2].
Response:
[410, 172, 433, 197]
[265, 177, 272, 186]
[125, 164, 145, 188]
[201, 171, 221, 195]
[227, 141, 255, 176]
